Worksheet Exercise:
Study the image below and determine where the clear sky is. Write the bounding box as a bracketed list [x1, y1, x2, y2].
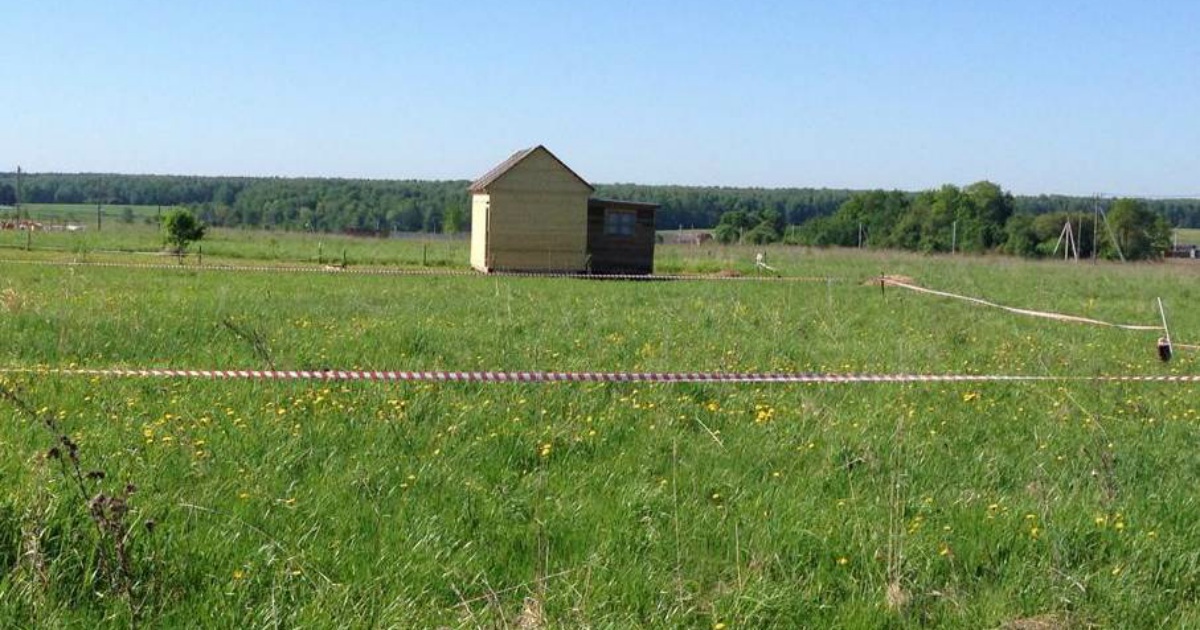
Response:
[2, 1, 1197, 196]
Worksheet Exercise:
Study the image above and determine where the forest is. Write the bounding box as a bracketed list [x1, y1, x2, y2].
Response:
[1, 172, 1198, 244]
[784, 183, 1174, 260]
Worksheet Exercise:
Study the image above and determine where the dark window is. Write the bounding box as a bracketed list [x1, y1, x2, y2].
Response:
[604, 210, 636, 236]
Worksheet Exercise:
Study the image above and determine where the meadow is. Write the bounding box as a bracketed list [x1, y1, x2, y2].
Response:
[1, 222, 1200, 627]
[0, 208, 469, 269]
[1175, 228, 1200, 246]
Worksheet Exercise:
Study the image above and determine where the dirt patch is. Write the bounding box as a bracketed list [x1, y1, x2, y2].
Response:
[863, 274, 916, 287]
[1002, 613, 1082, 630]
[884, 580, 909, 612]
[516, 596, 545, 629]
[1, 287, 27, 313]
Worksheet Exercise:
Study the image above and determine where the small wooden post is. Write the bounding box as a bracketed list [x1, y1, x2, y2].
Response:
[318, 241, 323, 265]
[198, 245, 202, 266]
[423, 243, 428, 267]
[342, 248, 347, 268]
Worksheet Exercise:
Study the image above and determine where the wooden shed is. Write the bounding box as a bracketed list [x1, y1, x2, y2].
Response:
[469, 145, 658, 275]
[586, 198, 659, 275]
[469, 145, 593, 273]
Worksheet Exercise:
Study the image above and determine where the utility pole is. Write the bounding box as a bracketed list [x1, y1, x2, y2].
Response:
[1095, 197, 1125, 263]
[1091, 195, 1098, 264]
[97, 203, 102, 231]
[951, 220, 958, 254]
[15, 166, 22, 220]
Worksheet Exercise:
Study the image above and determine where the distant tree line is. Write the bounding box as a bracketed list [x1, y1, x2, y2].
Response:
[595, 183, 853, 231]
[0, 172, 856, 235]
[785, 182, 1173, 260]
[0, 173, 1197, 248]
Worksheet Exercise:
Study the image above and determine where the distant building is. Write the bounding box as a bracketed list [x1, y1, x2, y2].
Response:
[1169, 244, 1199, 259]
[661, 231, 713, 245]
[469, 145, 658, 274]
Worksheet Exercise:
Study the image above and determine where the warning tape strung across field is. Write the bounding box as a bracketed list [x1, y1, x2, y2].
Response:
[880, 277, 1164, 331]
[1, 367, 1198, 384]
[0, 258, 835, 283]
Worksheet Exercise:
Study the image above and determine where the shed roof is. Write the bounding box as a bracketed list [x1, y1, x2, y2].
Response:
[468, 145, 594, 194]
[588, 197, 660, 211]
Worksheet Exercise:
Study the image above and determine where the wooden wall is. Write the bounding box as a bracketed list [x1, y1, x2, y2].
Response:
[470, 193, 489, 271]
[586, 206, 656, 274]
[481, 149, 591, 272]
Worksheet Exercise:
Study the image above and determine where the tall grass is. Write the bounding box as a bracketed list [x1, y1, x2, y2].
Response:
[1, 244, 1199, 626]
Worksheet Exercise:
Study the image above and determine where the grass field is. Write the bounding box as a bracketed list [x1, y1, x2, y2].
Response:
[0, 221, 470, 269]
[7, 203, 164, 225]
[1175, 228, 1200, 245]
[2, 240, 1200, 627]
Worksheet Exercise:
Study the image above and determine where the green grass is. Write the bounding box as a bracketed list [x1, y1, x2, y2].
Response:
[10, 203, 164, 224]
[1174, 228, 1200, 245]
[0, 222, 470, 268]
[1, 243, 1200, 627]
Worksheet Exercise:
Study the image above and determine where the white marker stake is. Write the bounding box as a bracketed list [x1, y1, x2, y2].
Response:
[1157, 297, 1174, 361]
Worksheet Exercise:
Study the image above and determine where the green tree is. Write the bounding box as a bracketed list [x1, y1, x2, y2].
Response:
[713, 211, 751, 244]
[964, 180, 1015, 249]
[742, 223, 779, 245]
[161, 208, 206, 253]
[422, 207, 444, 233]
[1104, 198, 1171, 260]
[443, 206, 465, 234]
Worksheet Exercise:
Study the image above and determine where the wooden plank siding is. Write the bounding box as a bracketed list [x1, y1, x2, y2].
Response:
[469, 145, 657, 274]
[586, 202, 657, 275]
[470, 147, 592, 272]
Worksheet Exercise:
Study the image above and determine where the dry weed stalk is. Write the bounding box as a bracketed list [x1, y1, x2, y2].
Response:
[0, 380, 149, 608]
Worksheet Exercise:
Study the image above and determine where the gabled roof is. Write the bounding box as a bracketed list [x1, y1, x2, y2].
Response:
[468, 145, 594, 193]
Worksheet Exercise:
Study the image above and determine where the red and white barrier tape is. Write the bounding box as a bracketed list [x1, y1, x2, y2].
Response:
[880, 278, 1164, 331]
[0, 258, 835, 283]
[0, 367, 1196, 384]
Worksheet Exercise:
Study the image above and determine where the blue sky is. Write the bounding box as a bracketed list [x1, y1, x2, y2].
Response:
[2, 1, 1197, 195]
